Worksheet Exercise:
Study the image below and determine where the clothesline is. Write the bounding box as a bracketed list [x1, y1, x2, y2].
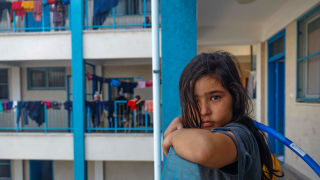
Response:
[86, 73, 153, 94]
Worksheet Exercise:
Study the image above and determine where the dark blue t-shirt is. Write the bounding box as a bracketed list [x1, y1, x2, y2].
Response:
[162, 122, 261, 180]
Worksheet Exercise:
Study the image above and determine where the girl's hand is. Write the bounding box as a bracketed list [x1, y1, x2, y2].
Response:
[162, 131, 172, 157]
[164, 116, 183, 138]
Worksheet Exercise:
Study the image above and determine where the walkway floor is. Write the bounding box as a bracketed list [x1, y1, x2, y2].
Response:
[279, 163, 311, 180]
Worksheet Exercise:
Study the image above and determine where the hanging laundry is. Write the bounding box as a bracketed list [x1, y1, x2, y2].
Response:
[43, 101, 51, 109]
[7, 101, 13, 110]
[0, 101, 3, 113]
[13, 101, 18, 112]
[51, 101, 62, 110]
[110, 79, 120, 87]
[146, 100, 153, 113]
[11, 1, 25, 21]
[28, 101, 45, 126]
[92, 74, 104, 93]
[103, 78, 111, 83]
[118, 82, 138, 94]
[61, 0, 70, 5]
[0, 1, 11, 22]
[33, 0, 42, 21]
[146, 80, 153, 87]
[2, 101, 9, 111]
[127, 100, 137, 111]
[136, 81, 146, 88]
[64, 101, 72, 110]
[17, 102, 29, 125]
[47, 0, 55, 4]
[93, 0, 118, 27]
[21, 1, 34, 12]
[86, 73, 92, 81]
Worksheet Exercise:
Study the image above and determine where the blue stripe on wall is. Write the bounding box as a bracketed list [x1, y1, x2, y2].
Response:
[161, 0, 197, 131]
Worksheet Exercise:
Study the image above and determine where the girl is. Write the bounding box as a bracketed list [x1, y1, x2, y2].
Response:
[162, 51, 280, 180]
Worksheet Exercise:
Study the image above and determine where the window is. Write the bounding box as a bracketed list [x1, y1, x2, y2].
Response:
[0, 69, 9, 100]
[297, 7, 320, 101]
[115, 0, 151, 16]
[27, 67, 65, 90]
[0, 160, 11, 180]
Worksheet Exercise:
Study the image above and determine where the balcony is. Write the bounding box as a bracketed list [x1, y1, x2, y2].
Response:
[0, 100, 153, 133]
[0, 0, 153, 33]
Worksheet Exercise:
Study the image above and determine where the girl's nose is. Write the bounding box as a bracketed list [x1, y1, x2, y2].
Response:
[200, 102, 211, 116]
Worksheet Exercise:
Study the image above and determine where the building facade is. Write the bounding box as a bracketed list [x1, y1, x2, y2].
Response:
[0, 0, 320, 179]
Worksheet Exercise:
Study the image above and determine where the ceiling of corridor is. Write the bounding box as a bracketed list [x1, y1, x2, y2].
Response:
[197, 0, 319, 46]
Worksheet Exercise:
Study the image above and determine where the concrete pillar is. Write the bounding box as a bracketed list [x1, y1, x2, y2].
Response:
[11, 67, 21, 100]
[161, 0, 197, 131]
[94, 161, 104, 180]
[12, 160, 23, 180]
[256, 43, 262, 122]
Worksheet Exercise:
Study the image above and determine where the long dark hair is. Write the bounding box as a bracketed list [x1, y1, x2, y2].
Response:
[179, 51, 280, 180]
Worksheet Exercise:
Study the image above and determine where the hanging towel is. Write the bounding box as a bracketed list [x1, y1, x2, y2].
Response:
[136, 81, 146, 88]
[11, 1, 25, 21]
[146, 80, 153, 87]
[13, 101, 18, 112]
[21, 1, 34, 12]
[33, 0, 42, 21]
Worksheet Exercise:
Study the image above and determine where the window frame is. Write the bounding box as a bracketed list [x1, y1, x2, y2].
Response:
[27, 67, 66, 90]
[0, 69, 9, 100]
[0, 160, 11, 180]
[297, 5, 320, 102]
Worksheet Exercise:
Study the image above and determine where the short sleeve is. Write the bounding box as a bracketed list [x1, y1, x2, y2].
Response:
[211, 123, 260, 180]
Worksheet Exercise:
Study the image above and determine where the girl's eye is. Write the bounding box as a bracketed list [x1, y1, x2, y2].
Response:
[210, 96, 220, 101]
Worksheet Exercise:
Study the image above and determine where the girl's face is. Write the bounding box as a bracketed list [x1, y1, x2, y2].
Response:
[194, 75, 233, 130]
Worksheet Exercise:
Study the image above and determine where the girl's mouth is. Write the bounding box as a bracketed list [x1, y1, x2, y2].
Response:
[202, 121, 214, 128]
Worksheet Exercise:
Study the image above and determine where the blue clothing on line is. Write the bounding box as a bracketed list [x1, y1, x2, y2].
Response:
[93, 0, 118, 26]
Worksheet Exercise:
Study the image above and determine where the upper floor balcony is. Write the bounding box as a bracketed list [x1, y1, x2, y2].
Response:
[0, 0, 157, 61]
[0, 0, 154, 33]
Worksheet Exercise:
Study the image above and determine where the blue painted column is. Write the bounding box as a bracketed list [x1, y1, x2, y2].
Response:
[70, 0, 86, 179]
[161, 0, 197, 131]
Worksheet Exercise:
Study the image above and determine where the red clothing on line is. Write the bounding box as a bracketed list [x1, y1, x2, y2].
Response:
[11, 1, 25, 21]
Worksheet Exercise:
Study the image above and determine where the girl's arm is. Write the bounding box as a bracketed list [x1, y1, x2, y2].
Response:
[162, 128, 237, 169]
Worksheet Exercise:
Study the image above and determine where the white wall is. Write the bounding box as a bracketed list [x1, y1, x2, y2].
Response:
[0, 133, 154, 161]
[0, 30, 153, 61]
[284, 21, 320, 180]
[85, 134, 154, 161]
[0, 133, 74, 160]
[54, 161, 74, 180]
[105, 161, 153, 180]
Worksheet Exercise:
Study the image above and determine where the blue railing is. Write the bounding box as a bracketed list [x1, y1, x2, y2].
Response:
[0, 100, 153, 133]
[0, 104, 72, 132]
[254, 121, 320, 178]
[0, 0, 154, 33]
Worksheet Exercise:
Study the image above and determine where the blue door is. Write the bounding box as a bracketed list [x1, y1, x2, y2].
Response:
[268, 30, 285, 158]
[29, 160, 53, 180]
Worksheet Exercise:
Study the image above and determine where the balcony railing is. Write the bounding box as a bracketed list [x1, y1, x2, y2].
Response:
[0, 100, 153, 133]
[0, 0, 155, 33]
